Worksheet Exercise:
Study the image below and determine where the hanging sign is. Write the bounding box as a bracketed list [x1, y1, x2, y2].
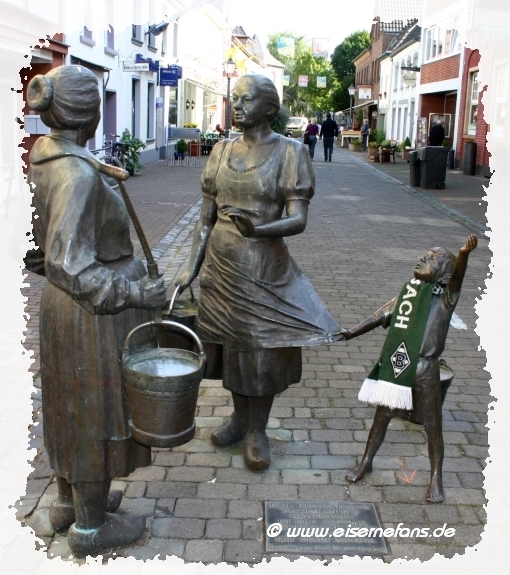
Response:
[312, 38, 329, 58]
[160, 66, 182, 86]
[277, 37, 295, 58]
[282, 75, 290, 87]
[123, 62, 150, 72]
[298, 75, 308, 87]
[317, 76, 327, 88]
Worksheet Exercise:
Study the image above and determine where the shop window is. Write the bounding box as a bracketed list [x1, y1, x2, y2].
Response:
[147, 82, 155, 139]
[467, 71, 479, 136]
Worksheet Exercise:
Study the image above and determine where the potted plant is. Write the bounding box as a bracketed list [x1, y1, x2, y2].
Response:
[188, 140, 201, 157]
[353, 140, 363, 152]
[175, 139, 188, 160]
[368, 141, 379, 162]
[402, 137, 412, 160]
[120, 129, 146, 175]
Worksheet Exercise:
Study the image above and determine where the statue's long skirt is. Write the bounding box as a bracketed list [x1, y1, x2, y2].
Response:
[40, 280, 152, 483]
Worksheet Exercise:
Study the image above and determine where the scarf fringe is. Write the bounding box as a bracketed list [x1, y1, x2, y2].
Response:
[359, 378, 413, 410]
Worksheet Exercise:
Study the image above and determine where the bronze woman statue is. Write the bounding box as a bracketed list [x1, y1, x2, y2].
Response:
[26, 65, 166, 556]
[177, 74, 341, 470]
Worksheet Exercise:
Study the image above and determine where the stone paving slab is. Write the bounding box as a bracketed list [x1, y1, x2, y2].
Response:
[18, 151, 489, 564]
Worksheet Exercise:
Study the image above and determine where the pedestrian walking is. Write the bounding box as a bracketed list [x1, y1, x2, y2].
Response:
[319, 112, 339, 162]
[429, 118, 446, 146]
[361, 118, 370, 151]
[303, 118, 320, 160]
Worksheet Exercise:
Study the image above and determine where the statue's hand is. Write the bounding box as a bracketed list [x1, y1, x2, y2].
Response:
[460, 234, 478, 254]
[221, 205, 256, 237]
[339, 328, 353, 341]
[129, 276, 167, 309]
[175, 270, 196, 293]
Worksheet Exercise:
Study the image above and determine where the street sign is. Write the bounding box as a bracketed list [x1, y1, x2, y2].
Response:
[168, 127, 201, 140]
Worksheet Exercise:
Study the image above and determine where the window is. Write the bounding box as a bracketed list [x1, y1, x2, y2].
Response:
[147, 82, 155, 139]
[105, 25, 116, 55]
[425, 29, 432, 61]
[173, 22, 178, 58]
[80, 26, 95, 46]
[424, 16, 461, 63]
[148, 29, 157, 51]
[467, 71, 479, 136]
[132, 24, 143, 45]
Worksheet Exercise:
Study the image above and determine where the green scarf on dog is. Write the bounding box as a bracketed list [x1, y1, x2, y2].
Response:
[358, 278, 436, 410]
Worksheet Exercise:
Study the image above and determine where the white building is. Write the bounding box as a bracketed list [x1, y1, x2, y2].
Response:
[384, 20, 421, 144]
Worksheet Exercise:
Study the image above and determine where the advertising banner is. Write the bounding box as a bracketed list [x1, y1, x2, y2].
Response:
[298, 75, 308, 87]
[277, 37, 295, 57]
[312, 38, 329, 58]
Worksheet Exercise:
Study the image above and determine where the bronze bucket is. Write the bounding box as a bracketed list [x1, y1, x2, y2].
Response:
[122, 319, 205, 448]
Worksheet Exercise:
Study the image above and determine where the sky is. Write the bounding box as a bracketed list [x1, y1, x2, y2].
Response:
[226, 0, 378, 54]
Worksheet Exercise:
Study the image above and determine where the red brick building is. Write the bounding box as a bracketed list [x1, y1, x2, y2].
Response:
[455, 48, 490, 176]
[20, 34, 69, 168]
[353, 18, 420, 131]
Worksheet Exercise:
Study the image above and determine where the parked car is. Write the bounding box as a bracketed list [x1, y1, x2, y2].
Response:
[286, 116, 308, 138]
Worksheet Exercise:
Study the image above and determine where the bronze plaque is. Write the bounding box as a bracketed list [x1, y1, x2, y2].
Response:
[264, 501, 390, 556]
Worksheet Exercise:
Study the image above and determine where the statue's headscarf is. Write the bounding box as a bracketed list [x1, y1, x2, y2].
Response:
[27, 65, 100, 130]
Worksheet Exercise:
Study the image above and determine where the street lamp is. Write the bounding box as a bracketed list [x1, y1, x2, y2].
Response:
[225, 57, 235, 137]
[348, 84, 356, 129]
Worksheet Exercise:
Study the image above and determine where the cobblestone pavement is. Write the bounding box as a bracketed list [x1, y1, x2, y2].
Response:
[20, 148, 489, 565]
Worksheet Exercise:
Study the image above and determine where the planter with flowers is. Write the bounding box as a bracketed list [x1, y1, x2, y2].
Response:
[120, 129, 147, 175]
[174, 139, 188, 160]
[368, 141, 379, 162]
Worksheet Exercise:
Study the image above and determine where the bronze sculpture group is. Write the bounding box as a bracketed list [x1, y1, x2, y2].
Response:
[26, 66, 477, 557]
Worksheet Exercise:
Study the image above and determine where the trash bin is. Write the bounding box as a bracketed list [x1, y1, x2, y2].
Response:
[409, 150, 420, 187]
[417, 146, 449, 189]
[447, 148, 455, 169]
[463, 141, 477, 175]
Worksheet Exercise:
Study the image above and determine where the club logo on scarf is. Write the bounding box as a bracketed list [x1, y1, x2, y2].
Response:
[390, 342, 411, 378]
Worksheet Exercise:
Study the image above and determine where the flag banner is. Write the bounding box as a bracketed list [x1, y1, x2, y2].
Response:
[312, 38, 329, 58]
[282, 75, 290, 86]
[298, 75, 308, 87]
[277, 37, 295, 57]
[317, 76, 327, 88]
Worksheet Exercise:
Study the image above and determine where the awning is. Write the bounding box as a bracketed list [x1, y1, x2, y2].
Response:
[337, 100, 376, 115]
[70, 56, 112, 72]
[185, 78, 225, 97]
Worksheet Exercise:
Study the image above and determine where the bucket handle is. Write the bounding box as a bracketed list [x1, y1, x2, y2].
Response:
[122, 318, 204, 363]
[164, 285, 195, 317]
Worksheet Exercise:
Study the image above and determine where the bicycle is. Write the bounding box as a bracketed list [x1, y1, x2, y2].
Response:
[92, 135, 129, 189]
[103, 134, 128, 169]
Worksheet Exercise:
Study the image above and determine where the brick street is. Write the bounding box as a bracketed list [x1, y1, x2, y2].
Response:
[20, 145, 489, 564]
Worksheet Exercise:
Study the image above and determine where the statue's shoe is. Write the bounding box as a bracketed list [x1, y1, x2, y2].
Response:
[68, 513, 146, 557]
[244, 432, 270, 471]
[49, 490, 123, 531]
[211, 417, 248, 446]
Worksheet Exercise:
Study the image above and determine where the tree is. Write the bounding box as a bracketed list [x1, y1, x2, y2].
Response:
[330, 30, 371, 111]
[267, 32, 336, 116]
